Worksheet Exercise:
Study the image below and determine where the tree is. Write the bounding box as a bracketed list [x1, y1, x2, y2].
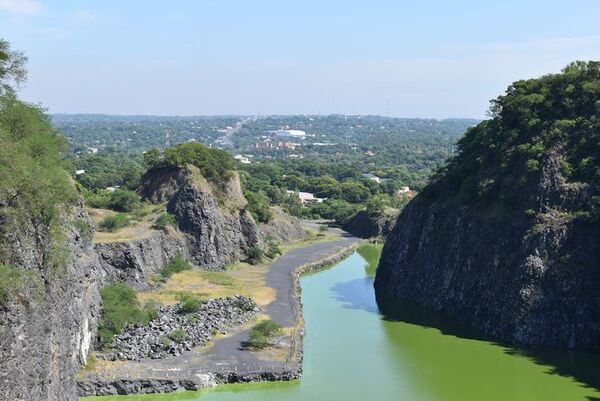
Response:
[143, 148, 160, 168]
[0, 39, 27, 94]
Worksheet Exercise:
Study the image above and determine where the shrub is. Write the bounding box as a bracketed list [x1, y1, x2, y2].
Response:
[84, 189, 111, 209]
[264, 239, 282, 259]
[97, 283, 151, 347]
[177, 292, 204, 314]
[107, 189, 140, 212]
[248, 319, 282, 349]
[73, 218, 92, 242]
[245, 190, 273, 223]
[143, 299, 160, 321]
[169, 329, 187, 343]
[159, 336, 171, 348]
[247, 245, 264, 265]
[152, 212, 177, 230]
[159, 254, 191, 280]
[98, 213, 130, 232]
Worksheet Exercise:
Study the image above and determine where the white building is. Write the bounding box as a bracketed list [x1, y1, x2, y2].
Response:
[286, 190, 325, 204]
[274, 129, 306, 139]
[398, 186, 410, 194]
[234, 154, 251, 164]
[75, 169, 85, 175]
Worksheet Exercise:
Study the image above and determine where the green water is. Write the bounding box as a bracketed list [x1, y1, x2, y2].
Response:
[88, 245, 600, 401]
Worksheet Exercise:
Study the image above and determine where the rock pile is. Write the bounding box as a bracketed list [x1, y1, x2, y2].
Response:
[100, 296, 258, 361]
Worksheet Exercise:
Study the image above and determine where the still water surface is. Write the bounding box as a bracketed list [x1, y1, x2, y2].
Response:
[88, 244, 600, 401]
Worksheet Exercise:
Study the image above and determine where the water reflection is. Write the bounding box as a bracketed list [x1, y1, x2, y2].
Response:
[375, 286, 600, 395]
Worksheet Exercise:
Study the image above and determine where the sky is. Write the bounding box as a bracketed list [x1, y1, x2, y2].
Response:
[1, 0, 600, 118]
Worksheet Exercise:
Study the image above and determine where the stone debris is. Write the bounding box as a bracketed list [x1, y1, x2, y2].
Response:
[98, 296, 258, 361]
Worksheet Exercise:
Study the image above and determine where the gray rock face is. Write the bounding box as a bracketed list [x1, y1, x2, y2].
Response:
[95, 229, 188, 290]
[95, 165, 263, 290]
[259, 207, 305, 241]
[167, 182, 260, 269]
[375, 150, 600, 350]
[0, 205, 102, 401]
[344, 209, 398, 239]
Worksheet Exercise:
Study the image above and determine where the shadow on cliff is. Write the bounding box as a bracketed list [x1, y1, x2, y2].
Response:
[374, 293, 600, 393]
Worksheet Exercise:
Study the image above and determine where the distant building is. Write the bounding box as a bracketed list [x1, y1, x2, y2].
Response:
[286, 190, 325, 204]
[87, 147, 98, 154]
[274, 129, 306, 139]
[234, 154, 251, 164]
[75, 169, 85, 175]
[277, 141, 297, 150]
[398, 186, 410, 194]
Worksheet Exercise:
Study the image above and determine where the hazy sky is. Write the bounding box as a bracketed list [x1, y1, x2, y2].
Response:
[1, 0, 600, 118]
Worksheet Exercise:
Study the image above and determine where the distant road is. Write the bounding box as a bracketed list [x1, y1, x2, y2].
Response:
[218, 116, 257, 148]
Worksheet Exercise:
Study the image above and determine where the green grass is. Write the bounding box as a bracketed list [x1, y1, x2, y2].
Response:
[159, 254, 192, 280]
[98, 213, 130, 232]
[200, 271, 238, 286]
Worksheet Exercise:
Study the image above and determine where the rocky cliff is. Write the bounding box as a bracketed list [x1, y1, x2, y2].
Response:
[0, 203, 102, 401]
[95, 227, 188, 290]
[138, 165, 262, 269]
[259, 206, 305, 241]
[375, 62, 600, 350]
[344, 208, 398, 239]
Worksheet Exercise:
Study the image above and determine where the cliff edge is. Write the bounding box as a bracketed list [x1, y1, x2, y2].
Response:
[375, 62, 600, 350]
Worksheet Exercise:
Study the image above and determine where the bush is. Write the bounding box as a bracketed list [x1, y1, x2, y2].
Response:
[84, 189, 111, 209]
[177, 292, 204, 314]
[98, 213, 130, 232]
[248, 319, 282, 349]
[152, 212, 177, 230]
[97, 283, 151, 347]
[73, 218, 92, 242]
[107, 189, 140, 212]
[169, 329, 187, 343]
[159, 254, 191, 280]
[247, 245, 264, 265]
[143, 299, 160, 321]
[264, 239, 282, 259]
[245, 190, 273, 223]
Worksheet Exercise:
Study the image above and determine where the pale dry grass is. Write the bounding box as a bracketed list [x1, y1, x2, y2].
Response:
[138, 265, 276, 306]
[89, 205, 164, 244]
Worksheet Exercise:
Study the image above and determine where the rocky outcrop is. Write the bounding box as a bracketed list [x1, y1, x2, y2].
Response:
[139, 165, 262, 270]
[95, 166, 263, 288]
[0, 204, 102, 401]
[259, 207, 305, 241]
[375, 65, 600, 350]
[95, 228, 187, 290]
[344, 208, 398, 239]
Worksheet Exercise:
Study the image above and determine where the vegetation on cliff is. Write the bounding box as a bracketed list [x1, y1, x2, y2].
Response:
[0, 39, 80, 304]
[425, 61, 600, 221]
[0, 40, 76, 228]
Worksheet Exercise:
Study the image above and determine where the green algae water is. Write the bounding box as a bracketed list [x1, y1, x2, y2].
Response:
[87, 244, 600, 401]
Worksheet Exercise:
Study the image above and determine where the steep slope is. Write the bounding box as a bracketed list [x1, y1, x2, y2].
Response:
[139, 163, 262, 269]
[375, 61, 600, 350]
[0, 96, 103, 400]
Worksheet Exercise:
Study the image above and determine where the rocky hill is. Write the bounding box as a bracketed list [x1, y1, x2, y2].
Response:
[375, 62, 600, 350]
